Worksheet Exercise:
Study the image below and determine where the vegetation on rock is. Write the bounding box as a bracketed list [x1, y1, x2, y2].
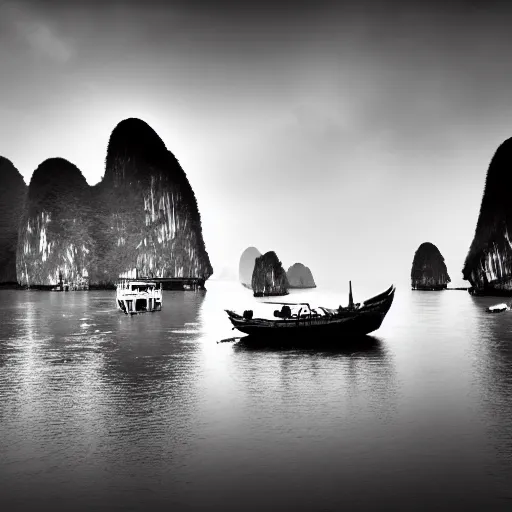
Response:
[16, 158, 94, 288]
[92, 118, 212, 286]
[251, 251, 289, 296]
[15, 118, 213, 288]
[411, 242, 450, 290]
[463, 137, 512, 293]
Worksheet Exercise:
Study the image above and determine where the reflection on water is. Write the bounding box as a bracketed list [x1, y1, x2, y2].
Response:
[0, 289, 208, 509]
[232, 333, 384, 352]
[231, 333, 399, 442]
[0, 283, 512, 510]
[468, 295, 512, 497]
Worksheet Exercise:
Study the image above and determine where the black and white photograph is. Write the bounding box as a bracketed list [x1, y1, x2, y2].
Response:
[1, 0, 512, 510]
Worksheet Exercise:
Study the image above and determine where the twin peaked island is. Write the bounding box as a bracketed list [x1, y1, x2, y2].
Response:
[238, 246, 316, 297]
[0, 118, 212, 291]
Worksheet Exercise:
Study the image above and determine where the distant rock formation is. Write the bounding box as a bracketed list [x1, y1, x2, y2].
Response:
[239, 246, 261, 288]
[463, 137, 512, 295]
[251, 251, 289, 297]
[16, 158, 93, 289]
[0, 157, 26, 285]
[411, 242, 450, 290]
[286, 262, 316, 288]
[90, 117, 213, 287]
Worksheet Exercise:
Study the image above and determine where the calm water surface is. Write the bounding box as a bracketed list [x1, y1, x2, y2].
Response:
[1, 281, 512, 510]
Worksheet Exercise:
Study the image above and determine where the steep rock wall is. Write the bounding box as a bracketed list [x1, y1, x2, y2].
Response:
[16, 158, 94, 288]
[411, 242, 450, 290]
[0, 157, 26, 284]
[251, 251, 289, 296]
[286, 262, 316, 288]
[239, 246, 261, 288]
[463, 137, 512, 294]
[92, 118, 212, 286]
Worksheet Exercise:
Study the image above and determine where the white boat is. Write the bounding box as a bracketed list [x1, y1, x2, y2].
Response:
[116, 280, 162, 315]
[487, 302, 510, 313]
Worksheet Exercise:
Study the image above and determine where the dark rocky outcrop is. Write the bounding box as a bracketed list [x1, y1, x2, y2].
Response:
[286, 262, 316, 288]
[239, 246, 261, 288]
[89, 118, 212, 287]
[16, 158, 94, 289]
[411, 242, 450, 290]
[15, 118, 213, 289]
[0, 157, 26, 285]
[251, 251, 289, 297]
[463, 137, 512, 295]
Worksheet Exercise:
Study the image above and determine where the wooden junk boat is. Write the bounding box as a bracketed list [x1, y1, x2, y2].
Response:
[225, 282, 395, 338]
[116, 280, 162, 315]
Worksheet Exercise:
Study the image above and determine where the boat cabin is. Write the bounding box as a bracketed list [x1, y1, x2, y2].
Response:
[116, 280, 162, 315]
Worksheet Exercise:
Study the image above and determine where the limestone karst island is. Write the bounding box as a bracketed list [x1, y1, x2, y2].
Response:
[463, 137, 512, 296]
[286, 263, 316, 289]
[2, 118, 212, 291]
[238, 246, 262, 289]
[251, 251, 289, 297]
[0, 157, 26, 286]
[411, 242, 451, 291]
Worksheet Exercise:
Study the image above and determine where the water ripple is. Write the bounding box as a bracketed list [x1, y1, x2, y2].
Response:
[0, 285, 510, 510]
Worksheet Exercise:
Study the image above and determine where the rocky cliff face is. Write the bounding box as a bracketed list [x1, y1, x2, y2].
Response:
[286, 262, 316, 288]
[92, 118, 212, 287]
[463, 137, 512, 294]
[16, 158, 94, 289]
[251, 251, 289, 296]
[0, 157, 26, 284]
[15, 118, 212, 289]
[239, 246, 261, 288]
[411, 242, 450, 290]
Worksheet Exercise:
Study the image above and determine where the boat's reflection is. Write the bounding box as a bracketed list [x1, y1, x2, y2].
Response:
[229, 333, 396, 406]
[226, 333, 385, 356]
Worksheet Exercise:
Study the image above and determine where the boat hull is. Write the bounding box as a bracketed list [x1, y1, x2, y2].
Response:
[226, 285, 395, 339]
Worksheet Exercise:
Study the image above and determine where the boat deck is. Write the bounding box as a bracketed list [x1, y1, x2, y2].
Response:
[116, 281, 162, 315]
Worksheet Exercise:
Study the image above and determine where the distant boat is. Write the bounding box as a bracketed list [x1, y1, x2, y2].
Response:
[487, 302, 510, 313]
[116, 280, 162, 315]
[225, 283, 395, 338]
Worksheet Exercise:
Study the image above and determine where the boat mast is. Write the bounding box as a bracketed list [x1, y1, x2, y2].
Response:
[348, 280, 354, 309]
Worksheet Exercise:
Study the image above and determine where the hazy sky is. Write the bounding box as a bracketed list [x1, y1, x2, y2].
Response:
[2, 0, 512, 290]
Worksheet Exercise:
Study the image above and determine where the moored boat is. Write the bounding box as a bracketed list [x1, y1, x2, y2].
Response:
[225, 283, 395, 338]
[116, 280, 162, 315]
[487, 302, 510, 313]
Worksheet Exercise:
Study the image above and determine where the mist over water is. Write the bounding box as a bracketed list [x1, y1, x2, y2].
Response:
[1, 282, 512, 510]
